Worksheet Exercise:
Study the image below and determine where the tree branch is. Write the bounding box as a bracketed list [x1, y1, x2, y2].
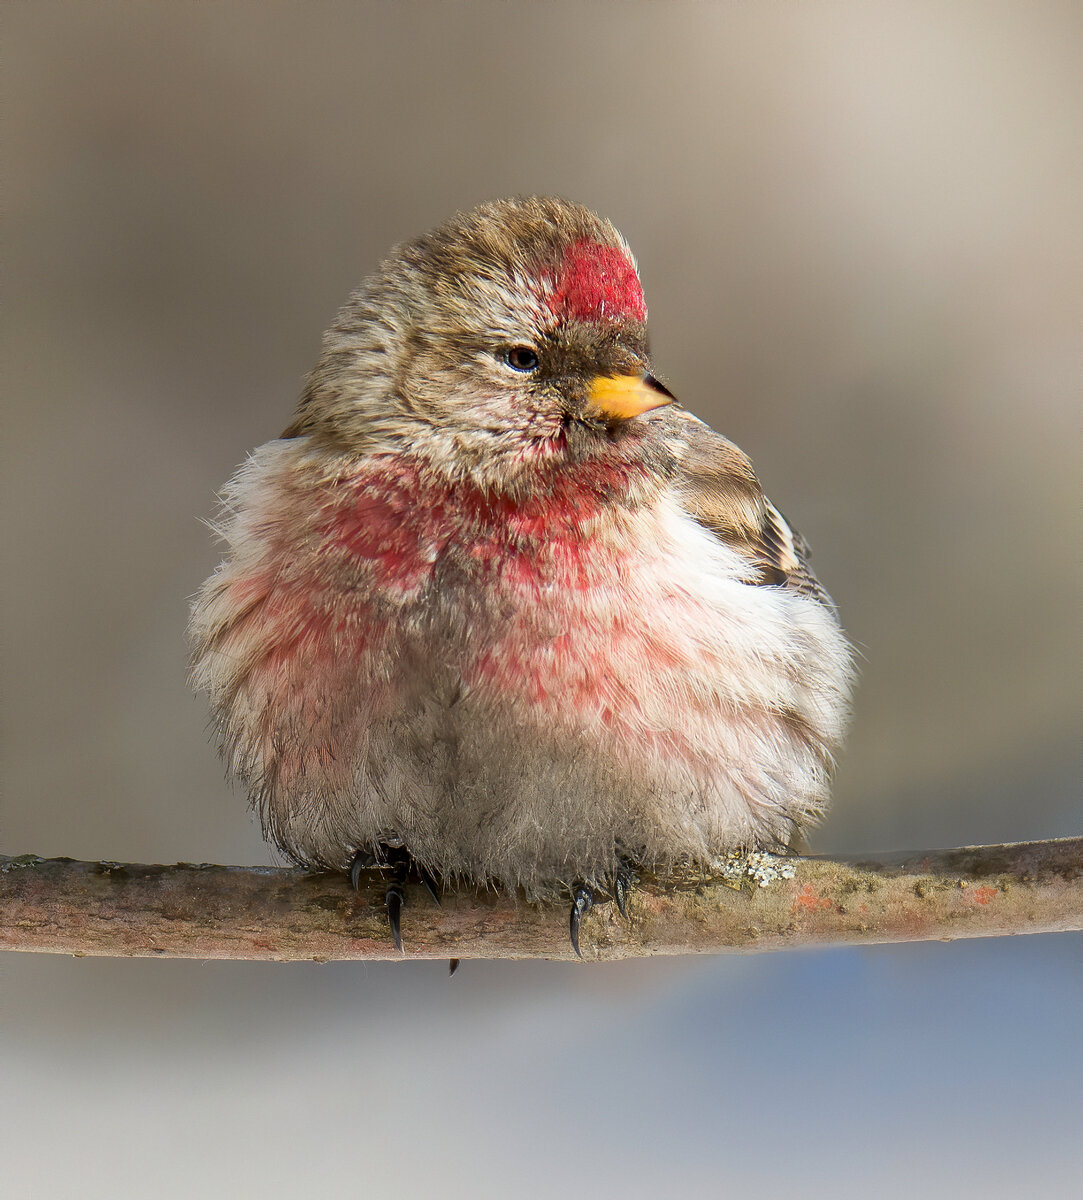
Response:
[1, 839, 1079, 962]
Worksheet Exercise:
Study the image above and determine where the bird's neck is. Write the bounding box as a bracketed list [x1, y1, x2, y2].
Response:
[327, 450, 659, 544]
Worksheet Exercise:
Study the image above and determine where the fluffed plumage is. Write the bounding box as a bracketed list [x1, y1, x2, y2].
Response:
[189, 197, 854, 900]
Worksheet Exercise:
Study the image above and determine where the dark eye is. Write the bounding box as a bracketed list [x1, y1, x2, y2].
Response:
[503, 346, 539, 372]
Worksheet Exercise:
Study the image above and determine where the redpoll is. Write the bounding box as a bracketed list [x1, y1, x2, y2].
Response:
[189, 197, 854, 954]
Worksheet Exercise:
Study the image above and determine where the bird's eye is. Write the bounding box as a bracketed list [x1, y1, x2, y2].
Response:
[503, 346, 539, 372]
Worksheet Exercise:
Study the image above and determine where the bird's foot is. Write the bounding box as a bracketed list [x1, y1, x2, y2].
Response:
[347, 844, 441, 954]
[568, 861, 638, 957]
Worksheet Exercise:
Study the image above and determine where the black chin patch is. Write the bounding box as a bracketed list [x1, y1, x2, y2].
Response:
[561, 414, 644, 462]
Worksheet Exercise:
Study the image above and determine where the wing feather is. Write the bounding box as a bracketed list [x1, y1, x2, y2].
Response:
[670, 408, 835, 608]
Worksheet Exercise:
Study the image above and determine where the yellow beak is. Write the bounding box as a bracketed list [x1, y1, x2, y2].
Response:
[586, 374, 674, 421]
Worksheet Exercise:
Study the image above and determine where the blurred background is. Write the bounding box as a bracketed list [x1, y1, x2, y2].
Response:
[3, 2, 1080, 1195]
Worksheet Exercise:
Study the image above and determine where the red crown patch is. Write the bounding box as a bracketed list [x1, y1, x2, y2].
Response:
[544, 240, 646, 322]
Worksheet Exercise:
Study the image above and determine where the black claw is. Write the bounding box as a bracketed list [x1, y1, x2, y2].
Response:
[569, 885, 594, 958]
[448, 958, 460, 977]
[348, 849, 371, 892]
[418, 865, 441, 906]
[386, 884, 405, 954]
[613, 872, 629, 919]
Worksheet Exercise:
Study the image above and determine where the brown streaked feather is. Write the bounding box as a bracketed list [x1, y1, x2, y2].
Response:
[671, 409, 835, 608]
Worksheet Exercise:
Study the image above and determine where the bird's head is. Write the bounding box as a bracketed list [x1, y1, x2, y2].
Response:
[290, 197, 676, 493]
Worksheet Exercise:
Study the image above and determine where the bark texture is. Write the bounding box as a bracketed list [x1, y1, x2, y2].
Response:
[1, 839, 1079, 962]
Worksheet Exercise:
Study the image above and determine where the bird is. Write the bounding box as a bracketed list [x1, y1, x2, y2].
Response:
[189, 196, 854, 957]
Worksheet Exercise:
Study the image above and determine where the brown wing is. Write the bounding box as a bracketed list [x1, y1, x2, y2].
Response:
[670, 408, 835, 608]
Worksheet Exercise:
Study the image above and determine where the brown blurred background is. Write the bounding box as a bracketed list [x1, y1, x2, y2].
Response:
[3, 3, 1080, 1197]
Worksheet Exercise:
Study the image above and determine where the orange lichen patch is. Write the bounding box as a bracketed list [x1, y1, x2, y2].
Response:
[793, 883, 832, 912]
[972, 885, 999, 906]
[637, 892, 669, 915]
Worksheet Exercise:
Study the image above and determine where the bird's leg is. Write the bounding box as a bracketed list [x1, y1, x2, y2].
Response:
[347, 844, 441, 954]
[569, 884, 595, 958]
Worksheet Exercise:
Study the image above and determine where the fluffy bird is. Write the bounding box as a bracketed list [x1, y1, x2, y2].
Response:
[189, 197, 854, 955]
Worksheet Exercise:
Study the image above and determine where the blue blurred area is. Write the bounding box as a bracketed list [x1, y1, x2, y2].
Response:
[3, 1, 1079, 1195]
[4, 937, 1080, 1197]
